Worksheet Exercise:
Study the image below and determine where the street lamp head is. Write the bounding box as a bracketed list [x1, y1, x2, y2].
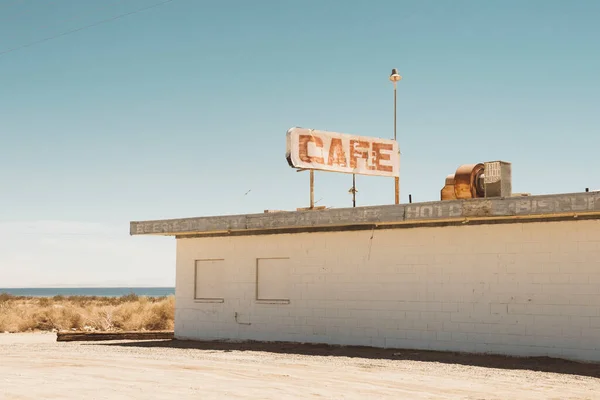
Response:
[389, 68, 402, 82]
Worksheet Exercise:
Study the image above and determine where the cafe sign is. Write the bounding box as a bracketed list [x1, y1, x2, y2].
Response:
[286, 127, 399, 177]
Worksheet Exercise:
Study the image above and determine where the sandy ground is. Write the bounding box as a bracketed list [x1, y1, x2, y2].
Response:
[1, 333, 599, 399]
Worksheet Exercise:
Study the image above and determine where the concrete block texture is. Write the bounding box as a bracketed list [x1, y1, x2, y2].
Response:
[174, 219, 600, 363]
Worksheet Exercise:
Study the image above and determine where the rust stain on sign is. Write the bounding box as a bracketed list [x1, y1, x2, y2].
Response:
[286, 127, 399, 177]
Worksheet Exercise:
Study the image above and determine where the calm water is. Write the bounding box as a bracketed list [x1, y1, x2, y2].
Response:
[0, 287, 175, 297]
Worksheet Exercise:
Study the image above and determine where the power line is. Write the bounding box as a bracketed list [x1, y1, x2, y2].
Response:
[31, 0, 130, 36]
[0, 0, 175, 58]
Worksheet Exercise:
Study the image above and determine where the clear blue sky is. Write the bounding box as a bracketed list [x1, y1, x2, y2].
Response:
[1, 0, 599, 286]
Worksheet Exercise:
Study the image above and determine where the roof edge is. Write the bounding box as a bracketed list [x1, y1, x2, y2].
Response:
[130, 192, 600, 237]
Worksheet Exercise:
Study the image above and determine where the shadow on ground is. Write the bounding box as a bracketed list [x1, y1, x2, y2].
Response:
[89, 339, 600, 378]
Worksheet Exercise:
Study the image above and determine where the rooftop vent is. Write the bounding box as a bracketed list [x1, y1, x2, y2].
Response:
[441, 160, 512, 200]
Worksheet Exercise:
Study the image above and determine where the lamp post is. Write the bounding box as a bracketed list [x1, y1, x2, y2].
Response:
[389, 68, 402, 204]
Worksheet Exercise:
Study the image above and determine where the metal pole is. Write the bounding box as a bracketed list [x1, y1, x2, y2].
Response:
[394, 81, 397, 141]
[394, 81, 399, 205]
[310, 170, 314, 209]
[352, 174, 356, 207]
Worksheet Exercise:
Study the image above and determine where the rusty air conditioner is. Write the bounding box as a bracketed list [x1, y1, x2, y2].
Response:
[441, 161, 512, 200]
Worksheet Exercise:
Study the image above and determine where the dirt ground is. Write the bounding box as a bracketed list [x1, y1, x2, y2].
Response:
[1, 333, 599, 399]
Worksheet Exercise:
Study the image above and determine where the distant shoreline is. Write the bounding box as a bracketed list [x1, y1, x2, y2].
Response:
[0, 287, 175, 298]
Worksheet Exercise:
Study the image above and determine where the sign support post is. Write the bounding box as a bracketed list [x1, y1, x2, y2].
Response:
[310, 170, 314, 209]
[352, 174, 356, 207]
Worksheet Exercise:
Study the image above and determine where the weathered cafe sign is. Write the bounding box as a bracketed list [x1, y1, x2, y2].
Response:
[286, 127, 399, 177]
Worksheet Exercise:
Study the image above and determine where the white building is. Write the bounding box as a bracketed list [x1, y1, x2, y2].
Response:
[130, 191, 600, 363]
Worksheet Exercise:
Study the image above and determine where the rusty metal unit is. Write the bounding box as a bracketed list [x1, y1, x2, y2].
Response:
[441, 161, 511, 201]
[440, 174, 457, 200]
[441, 163, 485, 200]
[453, 163, 485, 199]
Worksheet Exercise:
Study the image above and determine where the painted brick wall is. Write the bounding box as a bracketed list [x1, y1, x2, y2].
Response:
[174, 219, 600, 362]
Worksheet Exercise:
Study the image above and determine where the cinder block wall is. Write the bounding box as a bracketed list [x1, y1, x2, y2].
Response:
[174, 220, 600, 362]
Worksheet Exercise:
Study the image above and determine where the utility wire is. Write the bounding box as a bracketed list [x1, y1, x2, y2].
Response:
[0, 0, 175, 58]
[31, 0, 129, 37]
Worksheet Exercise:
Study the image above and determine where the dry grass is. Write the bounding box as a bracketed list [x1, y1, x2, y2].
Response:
[0, 293, 174, 333]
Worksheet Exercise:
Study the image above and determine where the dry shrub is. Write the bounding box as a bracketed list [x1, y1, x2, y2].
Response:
[59, 307, 83, 330]
[0, 296, 20, 332]
[143, 296, 175, 330]
[120, 293, 140, 303]
[0, 293, 13, 303]
[38, 297, 52, 307]
[111, 296, 174, 331]
[28, 310, 56, 331]
[0, 294, 174, 333]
